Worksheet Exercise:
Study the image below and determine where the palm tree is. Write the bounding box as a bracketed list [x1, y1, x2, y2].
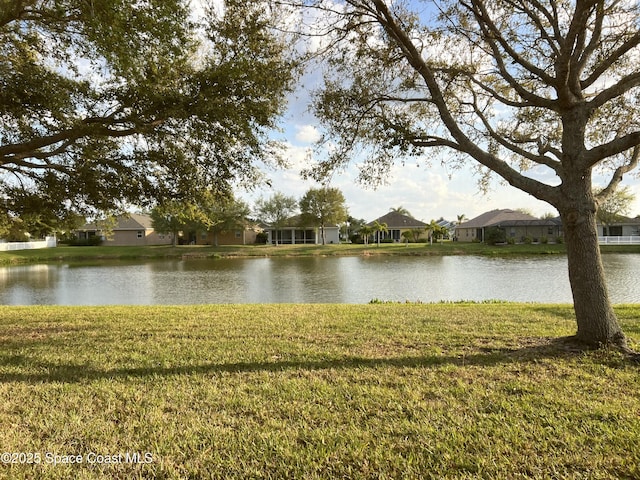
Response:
[401, 230, 413, 245]
[390, 206, 412, 217]
[373, 221, 388, 246]
[359, 225, 374, 245]
[428, 220, 446, 244]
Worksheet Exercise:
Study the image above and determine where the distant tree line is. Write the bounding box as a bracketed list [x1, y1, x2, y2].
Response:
[150, 186, 348, 246]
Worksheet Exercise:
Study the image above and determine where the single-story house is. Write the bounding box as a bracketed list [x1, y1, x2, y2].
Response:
[456, 209, 563, 243]
[193, 222, 262, 246]
[76, 213, 174, 246]
[365, 212, 429, 242]
[597, 215, 640, 237]
[264, 215, 340, 245]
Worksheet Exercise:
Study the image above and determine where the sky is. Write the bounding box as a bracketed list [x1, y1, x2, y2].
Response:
[240, 105, 566, 224]
[238, 71, 640, 226]
[210, 0, 640, 224]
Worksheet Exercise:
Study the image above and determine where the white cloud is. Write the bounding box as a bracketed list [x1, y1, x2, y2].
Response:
[294, 125, 322, 144]
[240, 136, 565, 222]
[279, 142, 312, 171]
[329, 165, 552, 222]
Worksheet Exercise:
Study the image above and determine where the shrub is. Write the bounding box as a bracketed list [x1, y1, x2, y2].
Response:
[485, 227, 506, 245]
[67, 236, 103, 246]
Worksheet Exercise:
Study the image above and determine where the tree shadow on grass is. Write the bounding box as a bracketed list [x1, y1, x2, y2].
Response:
[1, 336, 634, 384]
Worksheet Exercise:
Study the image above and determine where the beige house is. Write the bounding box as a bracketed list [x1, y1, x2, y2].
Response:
[76, 214, 174, 246]
[194, 223, 262, 246]
[366, 211, 429, 242]
[456, 209, 563, 243]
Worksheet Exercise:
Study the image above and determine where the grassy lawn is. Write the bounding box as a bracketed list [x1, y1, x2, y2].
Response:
[0, 242, 560, 265]
[0, 303, 639, 479]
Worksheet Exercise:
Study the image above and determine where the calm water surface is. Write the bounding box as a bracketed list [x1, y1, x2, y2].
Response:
[0, 254, 638, 305]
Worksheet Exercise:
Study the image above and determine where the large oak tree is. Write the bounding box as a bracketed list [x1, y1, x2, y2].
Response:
[293, 0, 640, 348]
[0, 0, 296, 217]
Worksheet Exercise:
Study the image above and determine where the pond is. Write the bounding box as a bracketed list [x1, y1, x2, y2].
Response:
[0, 254, 638, 305]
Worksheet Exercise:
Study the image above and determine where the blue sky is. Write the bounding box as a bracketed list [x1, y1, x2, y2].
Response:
[240, 112, 564, 223]
[239, 93, 640, 225]
[219, 0, 640, 223]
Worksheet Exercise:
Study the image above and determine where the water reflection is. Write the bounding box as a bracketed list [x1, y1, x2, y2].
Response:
[0, 254, 637, 305]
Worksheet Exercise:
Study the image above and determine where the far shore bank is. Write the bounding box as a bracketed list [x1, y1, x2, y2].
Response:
[1, 241, 639, 266]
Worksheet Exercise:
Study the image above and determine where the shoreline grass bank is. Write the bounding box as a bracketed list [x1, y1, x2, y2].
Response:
[2, 241, 639, 266]
[1, 303, 639, 479]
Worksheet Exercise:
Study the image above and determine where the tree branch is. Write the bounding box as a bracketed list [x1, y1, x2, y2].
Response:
[463, 0, 557, 87]
[585, 131, 640, 167]
[596, 146, 640, 201]
[588, 71, 640, 111]
[0, 116, 164, 166]
[576, 1, 605, 79]
[552, 0, 595, 98]
[466, 74, 539, 109]
[466, 92, 562, 173]
[504, 0, 560, 58]
[370, 0, 561, 206]
[581, 31, 640, 90]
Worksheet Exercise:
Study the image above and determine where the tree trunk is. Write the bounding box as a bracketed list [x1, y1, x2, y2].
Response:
[560, 207, 627, 348]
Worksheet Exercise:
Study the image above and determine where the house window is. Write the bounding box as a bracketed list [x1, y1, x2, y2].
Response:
[137, 231, 143, 239]
[235, 231, 241, 238]
[609, 226, 623, 236]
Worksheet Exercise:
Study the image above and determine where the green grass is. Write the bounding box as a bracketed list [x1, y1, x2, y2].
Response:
[1, 303, 639, 479]
[0, 242, 561, 265]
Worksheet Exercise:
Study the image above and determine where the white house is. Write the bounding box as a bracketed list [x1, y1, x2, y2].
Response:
[264, 215, 340, 245]
[597, 215, 640, 237]
[597, 215, 640, 244]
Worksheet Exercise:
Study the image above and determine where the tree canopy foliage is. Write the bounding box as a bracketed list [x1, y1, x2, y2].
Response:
[299, 187, 347, 244]
[596, 185, 636, 230]
[254, 192, 299, 245]
[150, 192, 250, 246]
[150, 199, 205, 246]
[198, 193, 251, 247]
[289, 0, 640, 347]
[0, 0, 297, 219]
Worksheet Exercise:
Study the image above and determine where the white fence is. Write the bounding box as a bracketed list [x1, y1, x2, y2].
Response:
[0, 236, 57, 251]
[598, 236, 640, 245]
